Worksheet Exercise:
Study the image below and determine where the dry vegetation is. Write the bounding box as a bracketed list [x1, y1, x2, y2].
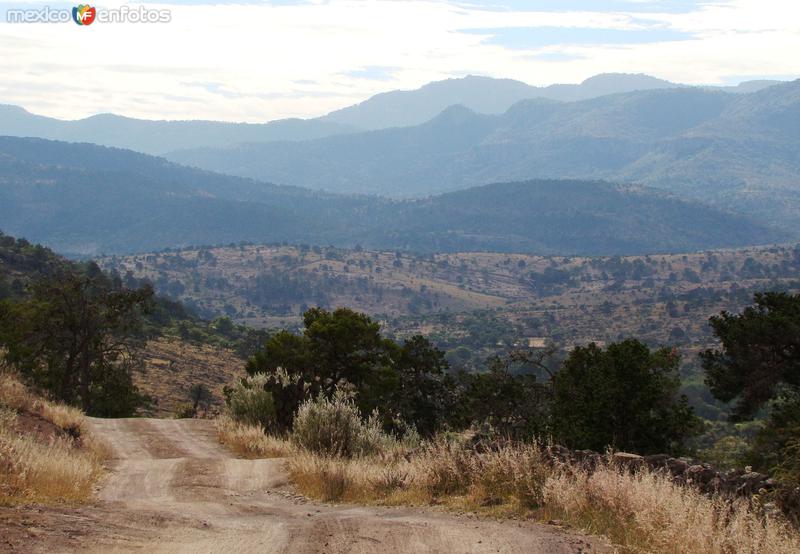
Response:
[215, 415, 293, 458]
[541, 467, 798, 554]
[0, 369, 109, 505]
[217, 418, 800, 553]
[136, 337, 246, 417]
[101, 242, 800, 357]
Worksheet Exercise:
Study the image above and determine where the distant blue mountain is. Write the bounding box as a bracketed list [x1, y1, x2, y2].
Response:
[0, 137, 784, 256]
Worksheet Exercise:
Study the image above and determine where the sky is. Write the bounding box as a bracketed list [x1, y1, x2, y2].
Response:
[0, 0, 798, 122]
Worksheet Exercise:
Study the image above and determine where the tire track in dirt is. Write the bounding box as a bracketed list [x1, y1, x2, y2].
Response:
[73, 417, 610, 553]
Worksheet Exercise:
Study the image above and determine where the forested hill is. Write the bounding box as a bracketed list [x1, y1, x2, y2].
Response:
[0, 137, 787, 256]
[168, 81, 800, 232]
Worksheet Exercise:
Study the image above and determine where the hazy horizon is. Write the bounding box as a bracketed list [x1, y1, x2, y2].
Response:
[2, 0, 799, 123]
[2, 71, 797, 124]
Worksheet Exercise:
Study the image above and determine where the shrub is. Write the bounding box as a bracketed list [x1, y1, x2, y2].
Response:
[174, 403, 196, 419]
[228, 373, 277, 431]
[291, 390, 392, 457]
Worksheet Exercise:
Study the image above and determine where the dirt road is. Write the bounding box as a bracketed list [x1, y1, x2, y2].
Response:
[4, 418, 607, 553]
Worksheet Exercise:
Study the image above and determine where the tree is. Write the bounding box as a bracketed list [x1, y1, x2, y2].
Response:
[701, 292, 800, 476]
[701, 292, 800, 420]
[246, 308, 448, 434]
[303, 307, 393, 392]
[450, 364, 549, 441]
[0, 268, 153, 416]
[552, 340, 699, 454]
[388, 335, 450, 436]
[189, 383, 212, 415]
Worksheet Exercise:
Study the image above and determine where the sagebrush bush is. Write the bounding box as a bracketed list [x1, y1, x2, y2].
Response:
[291, 390, 394, 457]
[228, 373, 277, 431]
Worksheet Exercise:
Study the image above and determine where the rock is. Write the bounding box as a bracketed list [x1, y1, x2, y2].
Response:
[686, 465, 718, 486]
[612, 452, 644, 470]
[666, 458, 688, 475]
[644, 454, 670, 469]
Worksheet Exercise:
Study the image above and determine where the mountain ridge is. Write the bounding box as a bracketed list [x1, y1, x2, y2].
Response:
[0, 73, 786, 155]
[0, 136, 785, 256]
[167, 81, 800, 231]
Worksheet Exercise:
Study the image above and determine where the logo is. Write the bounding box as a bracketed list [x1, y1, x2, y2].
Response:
[72, 4, 96, 25]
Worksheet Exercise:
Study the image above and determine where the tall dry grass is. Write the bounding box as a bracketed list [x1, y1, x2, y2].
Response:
[542, 466, 800, 554]
[287, 437, 549, 515]
[215, 415, 293, 458]
[0, 371, 108, 505]
[215, 398, 800, 553]
[283, 431, 800, 553]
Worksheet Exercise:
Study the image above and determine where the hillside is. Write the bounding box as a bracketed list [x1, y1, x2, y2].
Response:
[0, 137, 782, 256]
[0, 231, 250, 415]
[168, 82, 800, 231]
[99, 241, 800, 378]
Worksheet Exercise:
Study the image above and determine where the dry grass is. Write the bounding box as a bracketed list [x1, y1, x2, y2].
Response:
[0, 412, 105, 505]
[0, 370, 35, 413]
[542, 466, 800, 554]
[0, 371, 108, 505]
[39, 402, 86, 436]
[280, 431, 800, 553]
[287, 437, 549, 517]
[215, 415, 293, 458]
[215, 416, 800, 551]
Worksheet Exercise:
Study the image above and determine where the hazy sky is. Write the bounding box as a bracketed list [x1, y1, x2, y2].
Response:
[1, 0, 798, 122]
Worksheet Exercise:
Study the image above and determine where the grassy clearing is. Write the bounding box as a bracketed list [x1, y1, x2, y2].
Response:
[0, 371, 108, 505]
[219, 418, 800, 554]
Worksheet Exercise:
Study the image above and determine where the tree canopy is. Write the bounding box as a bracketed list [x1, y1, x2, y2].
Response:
[552, 339, 699, 454]
[245, 307, 449, 435]
[701, 292, 800, 420]
[0, 266, 153, 416]
[702, 292, 800, 478]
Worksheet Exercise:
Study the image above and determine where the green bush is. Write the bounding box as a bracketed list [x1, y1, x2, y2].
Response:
[291, 389, 391, 457]
[228, 373, 277, 431]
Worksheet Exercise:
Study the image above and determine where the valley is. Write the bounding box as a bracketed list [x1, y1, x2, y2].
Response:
[2, 37, 800, 551]
[101, 241, 800, 352]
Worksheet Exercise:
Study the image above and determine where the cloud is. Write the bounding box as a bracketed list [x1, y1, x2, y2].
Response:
[0, 0, 797, 122]
[459, 26, 696, 49]
[452, 1, 717, 14]
[340, 66, 400, 81]
[528, 51, 587, 62]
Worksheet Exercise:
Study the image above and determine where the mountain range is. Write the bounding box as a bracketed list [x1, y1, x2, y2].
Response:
[166, 80, 800, 232]
[0, 73, 782, 155]
[320, 73, 779, 131]
[0, 136, 784, 256]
